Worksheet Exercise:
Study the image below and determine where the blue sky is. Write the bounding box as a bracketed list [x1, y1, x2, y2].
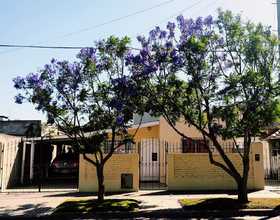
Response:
[0, 0, 276, 121]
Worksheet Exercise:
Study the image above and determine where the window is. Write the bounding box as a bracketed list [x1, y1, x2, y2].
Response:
[182, 138, 209, 153]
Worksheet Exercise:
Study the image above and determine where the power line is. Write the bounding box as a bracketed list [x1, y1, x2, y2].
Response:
[132, 0, 207, 38]
[0, 43, 141, 51]
[0, 44, 84, 50]
[0, 0, 175, 55]
[59, 0, 176, 39]
[0, 0, 217, 53]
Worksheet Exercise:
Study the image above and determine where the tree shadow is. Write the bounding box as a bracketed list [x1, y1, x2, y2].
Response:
[43, 191, 135, 198]
[139, 189, 257, 196]
[48, 207, 280, 219]
[0, 202, 53, 218]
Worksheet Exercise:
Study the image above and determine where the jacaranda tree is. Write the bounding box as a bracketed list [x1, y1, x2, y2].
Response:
[127, 10, 280, 203]
[14, 36, 143, 201]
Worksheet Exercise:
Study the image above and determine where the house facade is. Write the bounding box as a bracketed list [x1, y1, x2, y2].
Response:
[1, 115, 265, 192]
[79, 116, 265, 192]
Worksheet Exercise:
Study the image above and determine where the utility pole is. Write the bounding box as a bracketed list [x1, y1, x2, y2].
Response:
[277, 1, 280, 38]
[275, 1, 280, 55]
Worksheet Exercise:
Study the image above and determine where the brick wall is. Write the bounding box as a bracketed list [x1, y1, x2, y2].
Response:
[167, 142, 264, 190]
[79, 154, 139, 192]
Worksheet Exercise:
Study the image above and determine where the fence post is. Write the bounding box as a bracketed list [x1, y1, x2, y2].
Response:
[20, 142, 27, 184]
[251, 142, 265, 189]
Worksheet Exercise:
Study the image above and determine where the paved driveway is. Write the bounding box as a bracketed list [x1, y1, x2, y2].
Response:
[0, 189, 280, 218]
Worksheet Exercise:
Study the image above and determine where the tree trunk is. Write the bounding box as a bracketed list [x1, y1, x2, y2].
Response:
[237, 177, 248, 203]
[96, 164, 105, 202]
[237, 140, 250, 204]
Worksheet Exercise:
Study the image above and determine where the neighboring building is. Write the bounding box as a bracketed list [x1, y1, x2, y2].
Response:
[0, 119, 41, 137]
[0, 118, 41, 192]
[264, 129, 280, 184]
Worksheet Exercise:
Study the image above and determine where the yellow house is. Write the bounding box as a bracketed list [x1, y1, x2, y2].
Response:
[79, 114, 265, 192]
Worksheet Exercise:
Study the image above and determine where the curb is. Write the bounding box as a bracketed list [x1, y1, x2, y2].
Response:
[1, 209, 280, 219]
[46, 209, 280, 219]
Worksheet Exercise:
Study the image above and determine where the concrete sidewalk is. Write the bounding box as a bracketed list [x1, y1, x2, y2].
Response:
[111, 189, 280, 211]
[0, 189, 280, 217]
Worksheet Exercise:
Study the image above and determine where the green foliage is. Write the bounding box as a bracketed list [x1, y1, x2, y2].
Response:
[53, 199, 140, 215]
[179, 198, 280, 210]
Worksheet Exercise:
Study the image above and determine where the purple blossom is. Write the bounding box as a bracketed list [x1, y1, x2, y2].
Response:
[132, 55, 143, 65]
[170, 50, 184, 68]
[167, 22, 176, 32]
[116, 115, 124, 126]
[166, 21, 176, 39]
[67, 62, 82, 77]
[96, 63, 103, 72]
[149, 29, 157, 41]
[77, 47, 96, 61]
[111, 76, 128, 87]
[157, 50, 168, 64]
[57, 77, 66, 91]
[194, 17, 203, 34]
[155, 26, 161, 34]
[136, 35, 145, 43]
[185, 18, 195, 36]
[159, 30, 167, 39]
[109, 98, 123, 111]
[44, 64, 55, 76]
[50, 58, 56, 64]
[136, 35, 148, 47]
[176, 15, 186, 30]
[165, 41, 173, 49]
[173, 55, 184, 67]
[26, 73, 43, 87]
[140, 48, 149, 58]
[15, 94, 24, 104]
[217, 37, 225, 46]
[125, 51, 134, 66]
[143, 63, 158, 75]
[13, 76, 25, 89]
[170, 49, 177, 59]
[168, 31, 175, 39]
[204, 15, 213, 27]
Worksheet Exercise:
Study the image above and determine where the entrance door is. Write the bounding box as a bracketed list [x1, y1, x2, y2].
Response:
[140, 139, 160, 182]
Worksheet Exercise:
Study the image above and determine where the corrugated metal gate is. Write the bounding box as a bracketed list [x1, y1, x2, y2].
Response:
[139, 139, 167, 189]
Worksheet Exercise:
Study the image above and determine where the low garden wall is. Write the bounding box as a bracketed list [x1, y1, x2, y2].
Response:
[79, 154, 139, 192]
[167, 142, 264, 190]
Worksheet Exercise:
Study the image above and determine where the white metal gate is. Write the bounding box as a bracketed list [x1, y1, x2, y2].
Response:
[140, 139, 160, 182]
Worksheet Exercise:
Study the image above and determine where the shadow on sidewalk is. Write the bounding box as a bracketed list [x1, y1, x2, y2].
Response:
[0, 203, 53, 218]
[139, 189, 259, 196]
[42, 191, 135, 198]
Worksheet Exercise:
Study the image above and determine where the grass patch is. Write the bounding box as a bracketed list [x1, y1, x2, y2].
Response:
[52, 199, 140, 215]
[179, 198, 280, 210]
